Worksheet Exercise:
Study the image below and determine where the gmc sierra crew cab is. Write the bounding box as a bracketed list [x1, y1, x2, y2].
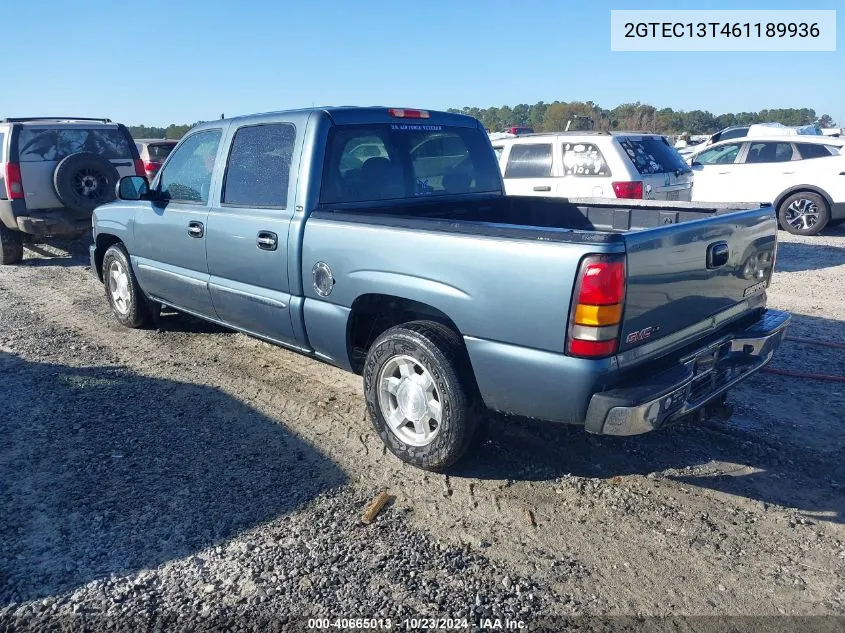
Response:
[90, 107, 790, 471]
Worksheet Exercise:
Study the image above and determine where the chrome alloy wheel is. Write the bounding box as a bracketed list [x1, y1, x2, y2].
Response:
[377, 354, 442, 447]
[108, 259, 131, 315]
[784, 198, 820, 231]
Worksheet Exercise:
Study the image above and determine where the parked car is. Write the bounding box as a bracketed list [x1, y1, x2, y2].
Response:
[688, 135, 845, 235]
[90, 107, 789, 471]
[134, 139, 178, 182]
[491, 132, 693, 201]
[702, 122, 822, 149]
[502, 126, 534, 136]
[0, 117, 142, 264]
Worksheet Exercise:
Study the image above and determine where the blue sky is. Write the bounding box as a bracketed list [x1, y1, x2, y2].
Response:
[5, 0, 842, 126]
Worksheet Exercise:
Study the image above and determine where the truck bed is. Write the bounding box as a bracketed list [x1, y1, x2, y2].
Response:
[314, 194, 778, 369]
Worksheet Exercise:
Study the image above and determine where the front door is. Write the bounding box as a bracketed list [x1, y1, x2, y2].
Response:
[205, 122, 299, 346]
[689, 141, 744, 203]
[132, 128, 224, 317]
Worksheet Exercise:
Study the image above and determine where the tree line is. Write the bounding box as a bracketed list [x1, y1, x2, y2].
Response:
[129, 104, 837, 140]
[446, 102, 837, 135]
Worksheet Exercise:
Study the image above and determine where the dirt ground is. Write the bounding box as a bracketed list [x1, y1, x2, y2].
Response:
[1, 225, 844, 629]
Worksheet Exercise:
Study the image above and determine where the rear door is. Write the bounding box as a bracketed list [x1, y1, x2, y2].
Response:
[619, 206, 777, 356]
[689, 142, 744, 202]
[735, 141, 797, 203]
[17, 125, 137, 209]
[501, 140, 559, 196]
[205, 121, 300, 346]
[617, 136, 693, 201]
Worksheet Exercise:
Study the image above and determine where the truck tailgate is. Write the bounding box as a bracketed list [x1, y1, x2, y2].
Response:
[619, 206, 777, 356]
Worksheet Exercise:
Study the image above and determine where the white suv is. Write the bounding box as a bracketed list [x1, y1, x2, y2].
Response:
[491, 132, 693, 201]
[688, 135, 845, 235]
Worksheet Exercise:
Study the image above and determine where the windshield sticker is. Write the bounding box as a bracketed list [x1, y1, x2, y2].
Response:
[391, 124, 443, 132]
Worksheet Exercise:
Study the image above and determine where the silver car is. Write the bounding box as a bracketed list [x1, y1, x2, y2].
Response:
[0, 117, 141, 264]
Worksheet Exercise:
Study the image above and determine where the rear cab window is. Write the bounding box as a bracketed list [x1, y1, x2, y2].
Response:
[561, 142, 610, 177]
[504, 144, 553, 178]
[321, 123, 501, 204]
[618, 137, 690, 175]
[17, 127, 132, 162]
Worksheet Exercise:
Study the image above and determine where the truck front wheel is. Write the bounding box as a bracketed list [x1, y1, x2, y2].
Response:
[364, 321, 480, 472]
[102, 243, 151, 328]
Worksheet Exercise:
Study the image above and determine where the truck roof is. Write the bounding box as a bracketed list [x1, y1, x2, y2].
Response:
[191, 106, 480, 132]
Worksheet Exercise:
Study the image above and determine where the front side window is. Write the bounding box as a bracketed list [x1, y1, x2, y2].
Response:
[561, 142, 610, 177]
[320, 124, 501, 204]
[504, 144, 553, 178]
[694, 143, 742, 165]
[158, 129, 222, 204]
[745, 142, 794, 164]
[223, 123, 296, 208]
[18, 128, 132, 162]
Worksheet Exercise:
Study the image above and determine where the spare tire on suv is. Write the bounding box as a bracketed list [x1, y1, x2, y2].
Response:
[52, 152, 120, 213]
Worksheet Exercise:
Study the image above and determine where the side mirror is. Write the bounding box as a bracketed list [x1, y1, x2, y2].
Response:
[690, 160, 702, 167]
[117, 175, 150, 201]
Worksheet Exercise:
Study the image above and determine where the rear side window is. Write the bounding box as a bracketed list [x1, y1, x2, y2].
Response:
[148, 144, 175, 161]
[18, 128, 132, 162]
[745, 142, 793, 163]
[158, 129, 222, 204]
[320, 124, 501, 204]
[795, 143, 834, 160]
[619, 138, 690, 174]
[223, 124, 296, 208]
[561, 142, 610, 177]
[504, 144, 553, 178]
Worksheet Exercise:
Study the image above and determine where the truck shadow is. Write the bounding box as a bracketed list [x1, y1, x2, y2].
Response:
[773, 239, 845, 273]
[0, 351, 346, 606]
[459, 311, 845, 525]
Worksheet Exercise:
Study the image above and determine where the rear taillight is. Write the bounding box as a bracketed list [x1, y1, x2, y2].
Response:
[133, 158, 145, 177]
[144, 161, 161, 173]
[612, 181, 643, 199]
[4, 163, 23, 200]
[388, 108, 430, 119]
[567, 255, 626, 358]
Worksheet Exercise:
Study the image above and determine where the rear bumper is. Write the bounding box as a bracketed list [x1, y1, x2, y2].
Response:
[0, 199, 91, 236]
[585, 309, 790, 436]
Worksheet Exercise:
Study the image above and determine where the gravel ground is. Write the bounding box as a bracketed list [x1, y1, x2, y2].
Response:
[1, 225, 845, 631]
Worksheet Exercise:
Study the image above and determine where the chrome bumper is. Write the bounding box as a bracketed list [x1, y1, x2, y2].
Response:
[584, 309, 791, 436]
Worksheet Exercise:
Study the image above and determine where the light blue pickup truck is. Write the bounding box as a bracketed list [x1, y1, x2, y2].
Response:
[90, 107, 790, 470]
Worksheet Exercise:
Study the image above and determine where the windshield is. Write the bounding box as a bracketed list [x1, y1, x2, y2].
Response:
[320, 124, 501, 204]
[147, 143, 175, 161]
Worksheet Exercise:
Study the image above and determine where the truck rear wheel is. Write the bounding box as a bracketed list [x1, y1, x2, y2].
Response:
[364, 320, 480, 471]
[102, 243, 151, 328]
[0, 225, 24, 265]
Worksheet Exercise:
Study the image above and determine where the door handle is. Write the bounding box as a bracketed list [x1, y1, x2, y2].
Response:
[717, 171, 731, 175]
[782, 171, 795, 175]
[256, 231, 278, 251]
[533, 185, 551, 192]
[187, 221, 204, 238]
[707, 241, 729, 269]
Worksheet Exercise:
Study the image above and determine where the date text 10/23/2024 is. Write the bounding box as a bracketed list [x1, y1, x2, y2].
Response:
[307, 617, 527, 630]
